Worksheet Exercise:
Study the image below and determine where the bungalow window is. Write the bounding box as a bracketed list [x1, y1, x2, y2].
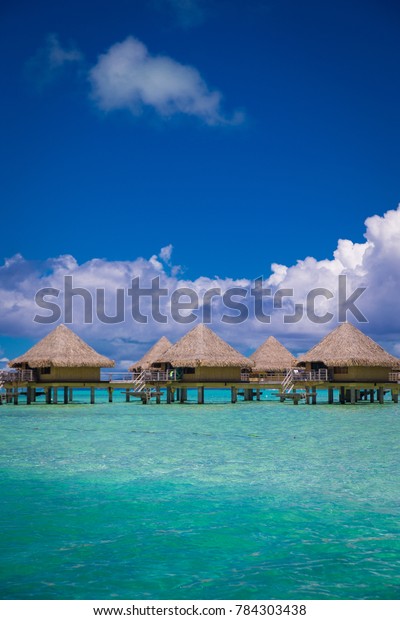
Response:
[182, 367, 195, 374]
[40, 367, 51, 375]
[333, 367, 348, 374]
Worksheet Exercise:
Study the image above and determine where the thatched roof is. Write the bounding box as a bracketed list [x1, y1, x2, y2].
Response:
[157, 324, 253, 368]
[250, 336, 296, 371]
[298, 323, 400, 368]
[9, 324, 115, 368]
[129, 336, 172, 371]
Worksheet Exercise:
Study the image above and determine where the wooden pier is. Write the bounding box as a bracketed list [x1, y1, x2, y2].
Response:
[0, 373, 399, 406]
[2, 322, 399, 408]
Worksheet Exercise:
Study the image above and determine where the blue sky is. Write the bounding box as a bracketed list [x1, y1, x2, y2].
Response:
[1, 0, 400, 364]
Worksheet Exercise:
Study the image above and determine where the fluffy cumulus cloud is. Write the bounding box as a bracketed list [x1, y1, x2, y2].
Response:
[89, 36, 241, 125]
[1, 206, 400, 367]
[28, 32, 241, 125]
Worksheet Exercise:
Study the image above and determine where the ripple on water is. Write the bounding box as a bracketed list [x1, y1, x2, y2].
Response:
[1, 398, 400, 599]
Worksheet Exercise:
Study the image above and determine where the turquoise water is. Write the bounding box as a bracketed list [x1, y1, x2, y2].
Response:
[1, 390, 400, 600]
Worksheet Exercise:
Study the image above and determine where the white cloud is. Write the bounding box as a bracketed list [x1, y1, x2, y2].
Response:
[89, 36, 241, 125]
[1, 206, 400, 366]
[27, 34, 83, 86]
[45, 34, 83, 68]
[28, 33, 242, 126]
[159, 244, 174, 264]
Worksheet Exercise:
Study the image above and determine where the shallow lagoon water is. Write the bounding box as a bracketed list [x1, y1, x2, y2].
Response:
[1, 389, 400, 599]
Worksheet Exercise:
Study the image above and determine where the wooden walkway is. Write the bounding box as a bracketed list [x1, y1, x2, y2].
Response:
[0, 378, 399, 405]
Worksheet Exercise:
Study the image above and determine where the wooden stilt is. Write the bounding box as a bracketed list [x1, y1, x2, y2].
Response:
[69, 388, 73, 402]
[231, 386, 237, 404]
[126, 390, 130, 403]
[6, 389, 12, 404]
[19, 379, 397, 409]
[197, 386, 204, 404]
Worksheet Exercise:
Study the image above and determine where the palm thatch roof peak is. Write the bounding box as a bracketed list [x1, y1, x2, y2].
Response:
[157, 324, 253, 368]
[250, 335, 296, 371]
[9, 324, 115, 368]
[129, 336, 172, 371]
[298, 322, 400, 368]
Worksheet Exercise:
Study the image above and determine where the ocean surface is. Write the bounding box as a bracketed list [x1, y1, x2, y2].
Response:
[1, 388, 400, 600]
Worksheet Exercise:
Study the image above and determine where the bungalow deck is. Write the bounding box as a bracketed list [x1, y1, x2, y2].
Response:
[1, 368, 399, 405]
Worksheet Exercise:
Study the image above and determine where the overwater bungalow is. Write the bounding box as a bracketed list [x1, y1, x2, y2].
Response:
[9, 324, 115, 383]
[297, 322, 400, 383]
[129, 336, 172, 374]
[156, 324, 253, 383]
[249, 336, 296, 381]
[2, 322, 400, 407]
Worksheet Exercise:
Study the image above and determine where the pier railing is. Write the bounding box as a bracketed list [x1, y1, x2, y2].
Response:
[101, 370, 178, 382]
[299, 368, 330, 381]
[0, 369, 34, 383]
[101, 372, 134, 382]
[286, 368, 331, 382]
[248, 372, 288, 383]
[248, 369, 331, 383]
[139, 370, 178, 382]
